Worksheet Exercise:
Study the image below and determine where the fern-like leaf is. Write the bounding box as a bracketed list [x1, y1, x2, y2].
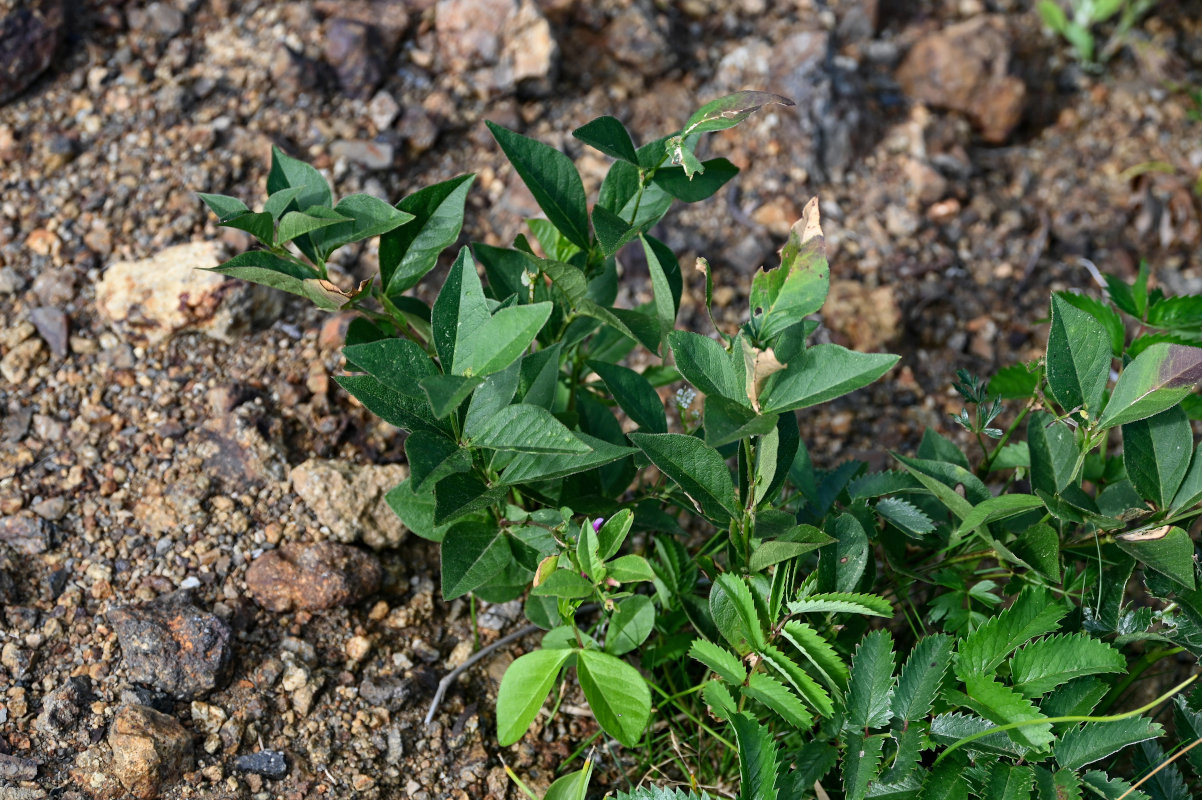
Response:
[730, 712, 779, 800]
[920, 752, 969, 800]
[1010, 634, 1125, 698]
[961, 675, 1054, 751]
[880, 725, 926, 785]
[866, 771, 925, 799]
[789, 591, 893, 617]
[987, 763, 1034, 800]
[1055, 717, 1163, 771]
[847, 629, 896, 730]
[956, 587, 1066, 679]
[703, 680, 738, 721]
[781, 620, 850, 694]
[690, 639, 746, 685]
[893, 634, 953, 722]
[876, 497, 936, 537]
[1132, 740, 1191, 800]
[1033, 767, 1083, 800]
[842, 731, 886, 800]
[744, 672, 813, 729]
[759, 641, 834, 717]
[930, 713, 1028, 758]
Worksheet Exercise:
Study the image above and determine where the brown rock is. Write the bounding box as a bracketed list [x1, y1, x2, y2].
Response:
[28, 307, 68, 357]
[0, 337, 45, 384]
[107, 705, 194, 800]
[0, 0, 63, 106]
[436, 0, 516, 70]
[245, 541, 383, 612]
[823, 280, 902, 353]
[71, 743, 124, 800]
[0, 513, 49, 554]
[289, 459, 409, 548]
[895, 15, 1026, 144]
[109, 591, 232, 699]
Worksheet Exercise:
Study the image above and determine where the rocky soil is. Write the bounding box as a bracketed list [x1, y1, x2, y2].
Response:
[0, 0, 1200, 798]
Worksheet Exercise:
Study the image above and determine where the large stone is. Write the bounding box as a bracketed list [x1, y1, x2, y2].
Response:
[0, 513, 48, 554]
[95, 242, 282, 346]
[245, 541, 383, 612]
[35, 676, 91, 740]
[109, 591, 232, 699]
[289, 459, 408, 548]
[107, 705, 194, 800]
[895, 15, 1026, 144]
[0, 0, 63, 106]
[436, 0, 556, 93]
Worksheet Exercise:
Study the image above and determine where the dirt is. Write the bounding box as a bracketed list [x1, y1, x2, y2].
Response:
[0, 0, 1200, 798]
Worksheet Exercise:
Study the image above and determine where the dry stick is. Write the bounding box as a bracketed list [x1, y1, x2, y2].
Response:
[1117, 736, 1202, 800]
[424, 623, 540, 726]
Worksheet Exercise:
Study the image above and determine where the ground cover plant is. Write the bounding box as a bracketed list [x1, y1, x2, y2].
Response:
[200, 93, 1202, 799]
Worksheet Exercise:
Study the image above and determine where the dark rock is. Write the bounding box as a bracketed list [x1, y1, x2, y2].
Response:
[108, 591, 232, 699]
[324, 18, 383, 99]
[107, 704, 193, 800]
[0, 0, 64, 106]
[35, 676, 92, 739]
[244, 541, 383, 613]
[29, 307, 68, 357]
[358, 674, 410, 707]
[234, 750, 288, 779]
[0, 753, 37, 781]
[118, 686, 175, 715]
[0, 513, 49, 554]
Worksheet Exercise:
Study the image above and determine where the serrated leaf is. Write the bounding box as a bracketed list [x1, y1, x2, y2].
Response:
[630, 432, 740, 522]
[496, 648, 573, 745]
[987, 763, 1035, 800]
[1099, 343, 1202, 429]
[1055, 717, 1164, 771]
[780, 620, 850, 695]
[788, 592, 893, 617]
[843, 731, 886, 800]
[961, 675, 1054, 750]
[487, 121, 590, 250]
[744, 672, 813, 728]
[921, 754, 970, 800]
[1147, 294, 1202, 330]
[702, 679, 738, 721]
[893, 635, 953, 722]
[957, 588, 1067, 679]
[1080, 770, 1149, 800]
[577, 649, 651, 747]
[990, 363, 1042, 399]
[877, 497, 936, 537]
[879, 725, 926, 785]
[710, 572, 766, 654]
[730, 712, 780, 800]
[1033, 768, 1082, 800]
[1010, 634, 1125, 698]
[759, 641, 834, 718]
[930, 713, 1029, 758]
[847, 630, 896, 730]
[689, 639, 746, 684]
[1132, 740, 1191, 800]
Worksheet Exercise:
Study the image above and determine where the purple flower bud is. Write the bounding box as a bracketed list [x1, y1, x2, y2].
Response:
[592, 517, 604, 532]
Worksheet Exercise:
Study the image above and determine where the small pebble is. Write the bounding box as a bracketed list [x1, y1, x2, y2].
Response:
[234, 750, 287, 779]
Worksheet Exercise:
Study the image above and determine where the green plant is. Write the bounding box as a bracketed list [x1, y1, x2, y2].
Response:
[1037, 0, 1157, 65]
[201, 97, 1202, 799]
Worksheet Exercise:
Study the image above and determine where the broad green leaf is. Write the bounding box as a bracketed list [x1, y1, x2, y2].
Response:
[530, 569, 594, 599]
[501, 433, 636, 484]
[748, 528, 832, 572]
[463, 361, 521, 432]
[518, 343, 562, 409]
[589, 360, 667, 433]
[266, 147, 332, 262]
[710, 572, 766, 654]
[1057, 291, 1125, 357]
[384, 478, 442, 542]
[957, 588, 1066, 679]
[847, 629, 896, 729]
[1114, 526, 1197, 590]
[597, 509, 634, 560]
[317, 193, 414, 253]
[197, 192, 249, 221]
[781, 621, 850, 694]
[334, 374, 446, 435]
[487, 121, 590, 250]
[405, 430, 471, 491]
[577, 519, 603, 582]
[277, 207, 348, 247]
[1037, 0, 1069, 31]
[606, 554, 657, 584]
[606, 595, 655, 655]
[629, 432, 739, 522]
[205, 250, 318, 298]
[578, 300, 661, 353]
[544, 767, 592, 800]
[990, 363, 1042, 399]
[380, 174, 475, 296]
[842, 732, 886, 800]
[689, 639, 746, 684]
[744, 672, 812, 728]
[440, 521, 511, 599]
[528, 218, 581, 262]
[576, 649, 651, 747]
[682, 91, 795, 136]
[572, 115, 639, 164]
[1046, 293, 1111, 415]
[749, 198, 830, 341]
[668, 330, 742, 401]
[431, 247, 491, 375]
[892, 635, 953, 722]
[729, 712, 780, 800]
[1055, 717, 1163, 771]
[1027, 411, 1080, 496]
[495, 648, 573, 745]
[788, 592, 892, 617]
[459, 301, 553, 376]
[467, 404, 591, 454]
[262, 185, 305, 219]
[818, 514, 870, 594]
[961, 675, 1054, 750]
[1099, 343, 1202, 429]
[1009, 634, 1125, 698]
[432, 472, 505, 525]
[704, 396, 778, 448]
[760, 344, 898, 414]
[592, 205, 639, 257]
[652, 159, 739, 202]
[343, 338, 437, 398]
[420, 373, 483, 419]
[1170, 442, 1202, 511]
[987, 763, 1035, 800]
[876, 497, 936, 538]
[1011, 524, 1061, 583]
[1123, 405, 1192, 508]
[953, 494, 1045, 540]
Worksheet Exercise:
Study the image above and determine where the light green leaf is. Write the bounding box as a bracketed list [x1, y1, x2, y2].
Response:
[597, 509, 634, 560]
[961, 675, 1054, 750]
[760, 344, 898, 414]
[1046, 293, 1111, 415]
[530, 569, 594, 599]
[877, 497, 936, 537]
[501, 433, 636, 484]
[576, 649, 651, 747]
[205, 250, 318, 298]
[1098, 342, 1202, 429]
[495, 648, 573, 745]
[431, 247, 491, 375]
[682, 91, 794, 136]
[668, 330, 743, 402]
[780, 620, 849, 694]
[710, 572, 766, 655]
[956, 587, 1066, 679]
[987, 763, 1035, 800]
[788, 592, 892, 617]
[467, 404, 592, 454]
[749, 198, 830, 340]
[954, 495, 1046, 539]
[606, 595, 655, 655]
[744, 672, 813, 728]
[420, 373, 484, 419]
[459, 302, 553, 377]
[689, 639, 746, 684]
[342, 338, 437, 398]
[759, 641, 834, 718]
[606, 554, 657, 584]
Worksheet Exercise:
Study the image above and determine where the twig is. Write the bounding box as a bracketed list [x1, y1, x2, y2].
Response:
[1117, 736, 1202, 800]
[424, 624, 540, 726]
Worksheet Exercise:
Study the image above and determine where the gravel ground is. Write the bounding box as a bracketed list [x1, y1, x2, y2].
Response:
[1, 0, 1200, 798]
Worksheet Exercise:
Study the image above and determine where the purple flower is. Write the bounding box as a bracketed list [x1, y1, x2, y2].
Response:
[592, 517, 605, 533]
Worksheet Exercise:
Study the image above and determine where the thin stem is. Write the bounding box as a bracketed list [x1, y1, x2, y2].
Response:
[1098, 647, 1185, 714]
[978, 399, 1034, 478]
[1118, 736, 1202, 800]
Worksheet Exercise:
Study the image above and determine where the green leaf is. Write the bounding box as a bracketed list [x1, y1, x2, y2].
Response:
[689, 639, 746, 684]
[1081, 771, 1149, 800]
[703, 396, 778, 448]
[597, 509, 633, 560]
[1046, 293, 1113, 415]
[961, 675, 1054, 750]
[1027, 411, 1080, 496]
[420, 373, 484, 419]
[1057, 291, 1125, 357]
[501, 433, 636, 484]
[892, 635, 953, 722]
[987, 763, 1035, 800]
[880, 725, 926, 785]
[576, 649, 651, 747]
[748, 527, 832, 572]
[334, 374, 446, 435]
[702, 680, 738, 722]
[1033, 768, 1082, 800]
[459, 302, 553, 377]
[467, 404, 591, 454]
[641, 234, 678, 348]
[1115, 526, 1197, 590]
[749, 199, 830, 340]
[921, 754, 970, 800]
[729, 712, 780, 800]
[572, 116, 639, 164]
[406, 430, 471, 491]
[343, 338, 437, 398]
[1055, 717, 1164, 771]
[544, 766, 592, 800]
[818, 514, 871, 594]
[1037, 0, 1069, 31]
[317, 193, 414, 253]
[205, 250, 318, 298]
[1170, 442, 1202, 511]
[487, 121, 590, 250]
[842, 732, 886, 800]
[590, 361, 667, 433]
[440, 521, 511, 599]
[683, 91, 794, 136]
[1123, 406, 1193, 508]
[198, 192, 249, 221]
[1011, 524, 1062, 583]
[744, 672, 812, 728]
[652, 159, 739, 203]
[876, 497, 936, 537]
[277, 207, 349, 246]
[847, 629, 896, 730]
[262, 186, 305, 220]
[606, 554, 657, 584]
[780, 621, 850, 694]
[1148, 295, 1202, 330]
[592, 205, 640, 257]
[629, 432, 739, 522]
[1009, 634, 1125, 698]
[710, 572, 766, 654]
[531, 569, 594, 599]
[954, 494, 1046, 540]
[990, 363, 1042, 399]
[930, 714, 1027, 758]
[759, 641, 834, 717]
[266, 147, 333, 262]
[760, 344, 899, 414]
[1099, 343, 1202, 429]
[788, 592, 892, 617]
[431, 247, 491, 375]
[956, 588, 1066, 679]
[606, 595, 655, 655]
[668, 330, 742, 401]
[463, 362, 521, 430]
[380, 174, 475, 296]
[385, 478, 443, 542]
[433, 472, 506, 526]
[495, 648, 573, 745]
